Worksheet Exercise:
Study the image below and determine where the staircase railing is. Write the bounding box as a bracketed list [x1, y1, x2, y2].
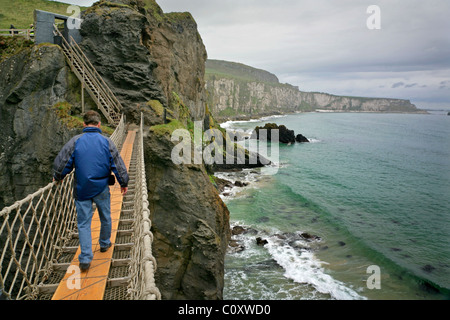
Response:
[53, 25, 122, 126]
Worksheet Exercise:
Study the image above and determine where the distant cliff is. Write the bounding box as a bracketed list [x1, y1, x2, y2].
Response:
[205, 59, 422, 120]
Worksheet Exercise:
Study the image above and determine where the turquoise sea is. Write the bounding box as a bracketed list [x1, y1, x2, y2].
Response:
[218, 112, 450, 300]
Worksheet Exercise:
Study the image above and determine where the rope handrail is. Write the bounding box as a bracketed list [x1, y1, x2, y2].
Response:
[0, 115, 125, 300]
[127, 113, 161, 300]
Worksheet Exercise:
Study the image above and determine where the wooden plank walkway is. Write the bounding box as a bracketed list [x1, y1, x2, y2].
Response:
[51, 130, 136, 300]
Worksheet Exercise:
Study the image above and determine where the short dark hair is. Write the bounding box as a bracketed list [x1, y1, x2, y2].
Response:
[83, 110, 101, 125]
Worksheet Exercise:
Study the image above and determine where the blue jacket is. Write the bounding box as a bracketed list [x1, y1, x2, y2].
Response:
[53, 127, 129, 201]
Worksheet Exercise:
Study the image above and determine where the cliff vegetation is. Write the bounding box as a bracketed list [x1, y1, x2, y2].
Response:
[0, 0, 87, 29]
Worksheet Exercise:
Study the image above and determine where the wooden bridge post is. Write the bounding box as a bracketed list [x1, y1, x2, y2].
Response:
[81, 65, 85, 114]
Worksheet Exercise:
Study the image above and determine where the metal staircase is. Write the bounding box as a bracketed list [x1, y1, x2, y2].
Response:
[54, 25, 122, 126]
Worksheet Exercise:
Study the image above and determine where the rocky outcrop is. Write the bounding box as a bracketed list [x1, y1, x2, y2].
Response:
[144, 124, 230, 300]
[253, 123, 308, 144]
[205, 59, 423, 120]
[79, 0, 207, 123]
[296, 134, 310, 143]
[0, 44, 81, 208]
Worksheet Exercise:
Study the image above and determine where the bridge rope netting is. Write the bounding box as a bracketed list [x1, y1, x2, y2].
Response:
[127, 114, 160, 300]
[0, 114, 160, 300]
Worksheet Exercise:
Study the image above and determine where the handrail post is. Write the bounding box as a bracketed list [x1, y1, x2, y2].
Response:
[81, 80, 85, 114]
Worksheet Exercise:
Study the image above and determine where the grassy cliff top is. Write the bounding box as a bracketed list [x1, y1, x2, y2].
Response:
[206, 59, 280, 84]
[0, 0, 88, 29]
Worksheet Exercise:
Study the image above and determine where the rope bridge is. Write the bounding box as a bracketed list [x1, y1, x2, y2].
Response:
[0, 114, 160, 300]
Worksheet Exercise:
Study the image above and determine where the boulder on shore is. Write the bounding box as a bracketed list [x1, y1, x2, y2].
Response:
[256, 237, 268, 246]
[231, 226, 246, 236]
[296, 134, 310, 143]
[253, 123, 295, 144]
[253, 123, 309, 144]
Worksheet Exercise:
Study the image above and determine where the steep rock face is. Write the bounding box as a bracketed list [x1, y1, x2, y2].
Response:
[144, 126, 230, 300]
[145, 10, 207, 121]
[205, 60, 422, 120]
[79, 0, 207, 122]
[0, 45, 80, 208]
[79, 1, 165, 122]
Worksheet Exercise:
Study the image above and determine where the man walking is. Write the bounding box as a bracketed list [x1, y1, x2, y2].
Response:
[53, 111, 129, 271]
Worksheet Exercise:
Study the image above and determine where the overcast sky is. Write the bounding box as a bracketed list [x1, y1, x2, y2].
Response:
[63, 1, 450, 110]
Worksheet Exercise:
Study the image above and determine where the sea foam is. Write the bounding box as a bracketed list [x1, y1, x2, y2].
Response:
[266, 236, 366, 300]
[226, 222, 367, 300]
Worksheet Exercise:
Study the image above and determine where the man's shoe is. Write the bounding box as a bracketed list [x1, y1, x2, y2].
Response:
[80, 262, 90, 272]
[100, 243, 112, 253]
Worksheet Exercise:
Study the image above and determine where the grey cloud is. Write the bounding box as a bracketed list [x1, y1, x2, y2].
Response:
[392, 82, 405, 89]
[438, 80, 450, 89]
[73, 0, 450, 109]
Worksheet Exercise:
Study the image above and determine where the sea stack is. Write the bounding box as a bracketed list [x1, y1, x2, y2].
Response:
[253, 123, 309, 144]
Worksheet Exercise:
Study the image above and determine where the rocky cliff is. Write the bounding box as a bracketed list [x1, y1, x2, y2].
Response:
[205, 59, 422, 120]
[1, 0, 230, 300]
[0, 44, 82, 209]
[80, 0, 207, 123]
[144, 125, 230, 299]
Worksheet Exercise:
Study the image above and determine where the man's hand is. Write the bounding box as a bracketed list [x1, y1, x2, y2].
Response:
[121, 187, 128, 195]
[53, 178, 63, 185]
